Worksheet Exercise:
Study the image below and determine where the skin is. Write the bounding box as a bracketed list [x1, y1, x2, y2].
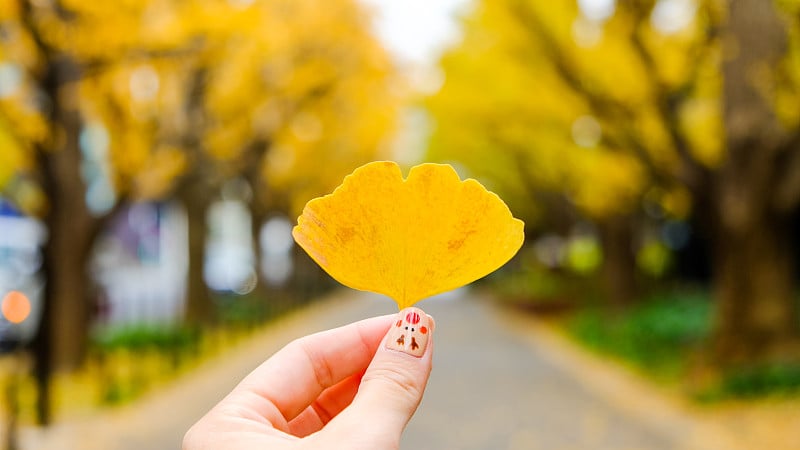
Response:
[183, 309, 434, 450]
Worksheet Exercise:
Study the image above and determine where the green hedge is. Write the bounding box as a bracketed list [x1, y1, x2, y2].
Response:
[567, 289, 711, 380]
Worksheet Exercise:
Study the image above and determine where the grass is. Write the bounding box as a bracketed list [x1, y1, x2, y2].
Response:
[83, 290, 315, 408]
[566, 288, 712, 381]
[697, 363, 800, 401]
[93, 325, 201, 354]
[89, 325, 202, 405]
[561, 286, 800, 400]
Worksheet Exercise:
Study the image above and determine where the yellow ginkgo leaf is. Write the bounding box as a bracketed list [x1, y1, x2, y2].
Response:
[292, 161, 525, 309]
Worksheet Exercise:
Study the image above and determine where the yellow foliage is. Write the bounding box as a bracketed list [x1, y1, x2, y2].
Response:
[1, 0, 399, 223]
[774, 13, 800, 127]
[426, 0, 762, 225]
[293, 161, 525, 309]
[0, 96, 48, 146]
[133, 145, 187, 200]
[632, 105, 678, 169]
[0, 0, 18, 17]
[566, 150, 646, 217]
[41, 0, 195, 59]
[679, 98, 724, 167]
[661, 186, 692, 219]
[195, 0, 399, 208]
[0, 122, 27, 188]
[637, 239, 672, 277]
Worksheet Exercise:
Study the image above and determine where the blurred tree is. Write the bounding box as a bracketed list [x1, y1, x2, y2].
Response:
[0, 0, 115, 424]
[1, 0, 212, 421]
[192, 0, 398, 314]
[428, 0, 800, 363]
[427, 0, 648, 305]
[713, 0, 800, 364]
[1, 0, 397, 421]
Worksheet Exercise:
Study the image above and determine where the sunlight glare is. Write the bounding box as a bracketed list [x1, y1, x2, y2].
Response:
[578, 0, 616, 22]
[129, 65, 160, 102]
[0, 63, 23, 98]
[572, 17, 604, 48]
[651, 0, 697, 35]
[572, 115, 602, 148]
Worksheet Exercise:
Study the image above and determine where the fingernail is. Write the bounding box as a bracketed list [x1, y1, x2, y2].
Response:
[386, 307, 431, 357]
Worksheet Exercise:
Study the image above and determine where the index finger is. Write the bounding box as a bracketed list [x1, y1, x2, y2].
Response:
[224, 314, 394, 429]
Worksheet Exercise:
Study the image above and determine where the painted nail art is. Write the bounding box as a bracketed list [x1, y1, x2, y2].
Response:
[386, 307, 431, 357]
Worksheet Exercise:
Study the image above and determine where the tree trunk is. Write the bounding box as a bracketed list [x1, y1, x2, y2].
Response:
[31, 58, 94, 423]
[711, 0, 800, 363]
[251, 205, 267, 286]
[181, 183, 216, 324]
[597, 216, 638, 308]
[712, 210, 799, 363]
[39, 189, 93, 371]
[177, 67, 218, 325]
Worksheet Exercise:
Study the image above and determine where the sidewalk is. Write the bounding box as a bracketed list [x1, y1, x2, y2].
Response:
[19, 288, 790, 450]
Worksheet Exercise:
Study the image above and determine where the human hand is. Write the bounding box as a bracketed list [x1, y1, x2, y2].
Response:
[183, 307, 434, 450]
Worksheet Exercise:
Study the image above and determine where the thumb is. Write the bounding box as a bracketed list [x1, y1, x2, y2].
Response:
[329, 307, 434, 447]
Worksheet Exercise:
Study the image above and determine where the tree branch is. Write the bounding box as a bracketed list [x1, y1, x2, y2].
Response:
[628, 20, 712, 191]
[488, 132, 577, 232]
[624, 0, 726, 201]
[508, 0, 672, 188]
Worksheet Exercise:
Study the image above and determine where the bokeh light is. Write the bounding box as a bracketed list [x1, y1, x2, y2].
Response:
[2, 290, 31, 324]
[0, 62, 23, 98]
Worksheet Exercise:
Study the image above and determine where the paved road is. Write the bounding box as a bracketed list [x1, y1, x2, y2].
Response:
[21, 289, 733, 450]
[400, 291, 674, 450]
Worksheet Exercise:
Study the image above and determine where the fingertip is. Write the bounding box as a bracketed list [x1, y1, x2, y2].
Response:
[332, 307, 433, 440]
[385, 307, 433, 358]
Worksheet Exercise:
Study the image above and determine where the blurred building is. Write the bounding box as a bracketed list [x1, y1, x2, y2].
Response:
[92, 202, 187, 329]
[93, 198, 277, 329]
[204, 199, 257, 295]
